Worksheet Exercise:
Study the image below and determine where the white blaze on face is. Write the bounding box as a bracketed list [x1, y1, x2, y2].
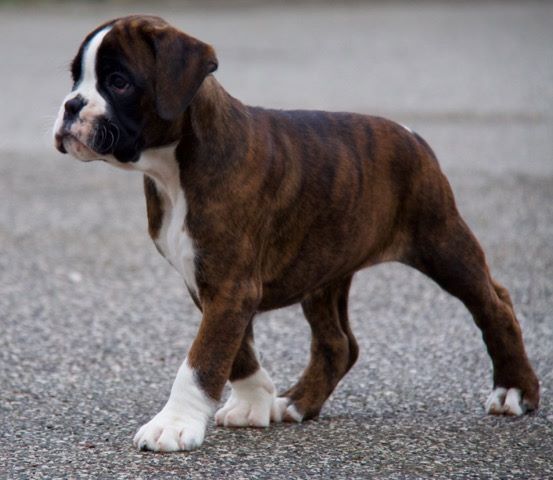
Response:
[53, 26, 112, 160]
[73, 26, 112, 124]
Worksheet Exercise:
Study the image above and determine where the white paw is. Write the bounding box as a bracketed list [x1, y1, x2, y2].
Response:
[215, 368, 276, 428]
[270, 396, 303, 423]
[133, 358, 214, 452]
[485, 387, 525, 416]
[215, 393, 273, 427]
[133, 407, 206, 452]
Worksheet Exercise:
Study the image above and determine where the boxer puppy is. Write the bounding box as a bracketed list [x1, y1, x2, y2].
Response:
[53, 16, 539, 452]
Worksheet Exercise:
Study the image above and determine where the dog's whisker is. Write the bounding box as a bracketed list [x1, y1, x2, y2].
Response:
[106, 129, 116, 152]
[108, 122, 120, 150]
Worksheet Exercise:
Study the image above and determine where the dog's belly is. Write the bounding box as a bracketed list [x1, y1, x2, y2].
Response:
[257, 221, 392, 310]
[258, 254, 379, 311]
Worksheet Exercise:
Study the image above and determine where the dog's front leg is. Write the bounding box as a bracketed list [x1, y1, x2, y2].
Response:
[133, 290, 257, 452]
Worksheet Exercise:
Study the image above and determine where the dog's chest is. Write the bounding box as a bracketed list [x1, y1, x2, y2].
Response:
[137, 147, 198, 296]
[155, 191, 197, 294]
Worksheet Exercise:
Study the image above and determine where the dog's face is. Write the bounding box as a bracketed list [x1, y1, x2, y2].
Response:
[53, 16, 217, 164]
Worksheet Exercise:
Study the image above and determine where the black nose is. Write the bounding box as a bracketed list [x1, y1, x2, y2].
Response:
[63, 95, 86, 121]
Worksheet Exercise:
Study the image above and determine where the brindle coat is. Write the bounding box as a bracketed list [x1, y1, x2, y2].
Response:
[83, 16, 542, 421]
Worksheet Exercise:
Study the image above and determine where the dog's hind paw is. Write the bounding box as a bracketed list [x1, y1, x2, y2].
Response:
[485, 387, 529, 416]
[270, 397, 303, 423]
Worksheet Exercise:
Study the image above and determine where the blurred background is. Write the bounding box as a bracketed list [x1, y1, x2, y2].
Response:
[2, 0, 552, 171]
[1, 1, 552, 478]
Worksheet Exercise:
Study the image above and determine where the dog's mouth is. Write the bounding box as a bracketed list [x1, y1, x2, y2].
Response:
[55, 131, 99, 161]
[54, 132, 70, 154]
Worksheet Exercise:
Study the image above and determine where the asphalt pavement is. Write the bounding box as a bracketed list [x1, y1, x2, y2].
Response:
[1, 1, 552, 478]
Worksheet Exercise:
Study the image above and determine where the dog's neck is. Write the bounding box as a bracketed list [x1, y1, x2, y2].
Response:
[136, 143, 181, 204]
[134, 77, 248, 204]
[188, 76, 250, 145]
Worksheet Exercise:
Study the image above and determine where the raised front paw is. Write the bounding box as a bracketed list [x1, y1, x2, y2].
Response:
[133, 408, 207, 452]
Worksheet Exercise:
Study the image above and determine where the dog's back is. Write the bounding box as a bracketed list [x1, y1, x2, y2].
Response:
[223, 106, 449, 308]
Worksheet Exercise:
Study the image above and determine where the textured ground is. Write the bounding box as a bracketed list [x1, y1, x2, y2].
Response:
[1, 1, 552, 478]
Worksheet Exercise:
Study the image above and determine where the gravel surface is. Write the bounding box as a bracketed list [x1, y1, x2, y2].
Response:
[1, 1, 552, 478]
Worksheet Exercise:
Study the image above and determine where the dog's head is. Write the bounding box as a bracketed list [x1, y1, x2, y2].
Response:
[53, 16, 218, 163]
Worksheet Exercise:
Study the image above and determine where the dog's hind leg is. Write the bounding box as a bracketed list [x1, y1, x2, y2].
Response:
[273, 275, 359, 422]
[215, 321, 278, 427]
[404, 215, 540, 415]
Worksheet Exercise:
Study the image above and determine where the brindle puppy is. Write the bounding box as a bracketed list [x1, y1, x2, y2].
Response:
[53, 16, 539, 452]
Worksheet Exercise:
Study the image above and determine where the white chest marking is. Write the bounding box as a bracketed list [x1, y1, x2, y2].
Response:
[135, 145, 198, 297]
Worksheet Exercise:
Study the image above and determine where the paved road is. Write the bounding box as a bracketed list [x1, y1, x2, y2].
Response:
[1, 1, 552, 478]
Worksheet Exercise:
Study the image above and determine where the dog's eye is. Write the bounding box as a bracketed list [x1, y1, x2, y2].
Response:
[106, 73, 131, 93]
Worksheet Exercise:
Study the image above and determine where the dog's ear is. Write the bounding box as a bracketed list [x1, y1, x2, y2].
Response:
[153, 29, 218, 121]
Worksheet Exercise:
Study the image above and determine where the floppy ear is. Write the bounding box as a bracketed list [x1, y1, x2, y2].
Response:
[153, 29, 218, 121]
